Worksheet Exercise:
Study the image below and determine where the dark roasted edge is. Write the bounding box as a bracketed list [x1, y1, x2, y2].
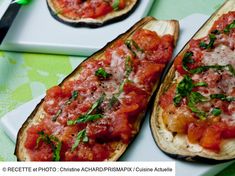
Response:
[150, 0, 235, 163]
[14, 16, 157, 161]
[46, 0, 140, 28]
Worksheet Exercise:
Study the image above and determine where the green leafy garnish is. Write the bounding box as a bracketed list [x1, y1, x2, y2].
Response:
[95, 68, 112, 79]
[199, 34, 216, 49]
[36, 131, 62, 161]
[224, 20, 235, 34]
[182, 51, 194, 72]
[211, 108, 222, 116]
[188, 92, 208, 120]
[190, 64, 235, 76]
[194, 82, 208, 87]
[210, 94, 235, 102]
[173, 76, 208, 119]
[112, 0, 120, 11]
[71, 129, 88, 152]
[173, 75, 194, 106]
[65, 90, 79, 105]
[67, 94, 105, 125]
[67, 114, 103, 125]
[125, 56, 133, 78]
[51, 109, 62, 122]
[211, 30, 221, 35]
[125, 39, 143, 56]
[109, 95, 119, 107]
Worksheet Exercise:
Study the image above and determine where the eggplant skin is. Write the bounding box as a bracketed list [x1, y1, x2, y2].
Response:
[46, 0, 140, 28]
[14, 16, 179, 161]
[150, 0, 235, 163]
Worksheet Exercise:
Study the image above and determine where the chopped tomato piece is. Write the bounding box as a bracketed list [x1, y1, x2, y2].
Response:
[222, 124, 235, 138]
[132, 29, 161, 51]
[187, 122, 207, 143]
[159, 84, 176, 109]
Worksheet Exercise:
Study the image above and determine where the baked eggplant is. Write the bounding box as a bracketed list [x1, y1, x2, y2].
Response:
[150, 0, 235, 162]
[47, 0, 140, 27]
[15, 16, 179, 161]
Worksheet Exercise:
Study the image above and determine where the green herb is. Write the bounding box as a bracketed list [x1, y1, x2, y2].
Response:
[67, 94, 105, 125]
[188, 92, 208, 120]
[36, 131, 62, 161]
[194, 82, 208, 87]
[125, 39, 143, 56]
[67, 114, 103, 125]
[211, 30, 221, 35]
[190, 64, 235, 75]
[173, 75, 194, 106]
[211, 108, 222, 116]
[51, 109, 62, 122]
[210, 94, 235, 102]
[199, 34, 216, 49]
[71, 129, 88, 152]
[66, 90, 79, 105]
[182, 51, 194, 72]
[224, 20, 235, 34]
[112, 0, 120, 11]
[125, 56, 133, 78]
[95, 68, 112, 79]
[109, 95, 119, 107]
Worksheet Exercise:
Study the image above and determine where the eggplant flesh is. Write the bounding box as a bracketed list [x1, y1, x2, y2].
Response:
[150, 0, 235, 162]
[47, 0, 140, 27]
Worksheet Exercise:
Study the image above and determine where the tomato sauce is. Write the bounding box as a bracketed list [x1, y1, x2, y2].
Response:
[162, 11, 235, 152]
[24, 29, 174, 161]
[52, 0, 127, 19]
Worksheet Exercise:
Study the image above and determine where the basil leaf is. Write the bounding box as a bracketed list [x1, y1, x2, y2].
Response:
[211, 108, 222, 116]
[188, 92, 207, 120]
[112, 0, 120, 11]
[210, 94, 235, 102]
[109, 95, 119, 108]
[95, 68, 112, 79]
[199, 41, 208, 49]
[36, 131, 61, 161]
[67, 94, 105, 125]
[173, 94, 182, 106]
[67, 114, 103, 125]
[86, 93, 105, 115]
[125, 56, 133, 78]
[51, 109, 62, 122]
[125, 39, 143, 55]
[194, 82, 208, 87]
[199, 34, 216, 49]
[224, 20, 235, 34]
[211, 30, 221, 35]
[71, 129, 88, 152]
[182, 51, 194, 72]
[190, 64, 235, 75]
[71, 90, 78, 100]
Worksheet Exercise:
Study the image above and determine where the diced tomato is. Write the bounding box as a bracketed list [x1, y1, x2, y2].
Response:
[111, 114, 132, 143]
[174, 55, 187, 75]
[94, 2, 112, 18]
[132, 29, 161, 51]
[187, 122, 207, 143]
[24, 125, 45, 149]
[222, 124, 235, 139]
[200, 124, 224, 152]
[136, 61, 164, 92]
[166, 105, 196, 134]
[118, 0, 126, 9]
[211, 11, 235, 31]
[46, 86, 63, 98]
[159, 84, 176, 109]
[86, 119, 111, 141]
[92, 144, 110, 161]
[65, 144, 93, 161]
[29, 143, 53, 161]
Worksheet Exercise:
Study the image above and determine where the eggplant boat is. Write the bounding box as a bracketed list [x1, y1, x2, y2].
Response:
[15, 16, 179, 161]
[47, 0, 140, 27]
[151, 0, 235, 161]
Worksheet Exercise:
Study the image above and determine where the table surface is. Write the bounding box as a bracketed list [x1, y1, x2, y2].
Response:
[1, 0, 235, 175]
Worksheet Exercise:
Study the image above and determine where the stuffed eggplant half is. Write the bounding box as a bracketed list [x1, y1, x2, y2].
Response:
[15, 17, 179, 161]
[47, 0, 140, 27]
[151, 0, 235, 161]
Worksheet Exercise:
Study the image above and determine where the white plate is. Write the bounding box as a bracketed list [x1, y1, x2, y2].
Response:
[0, 14, 233, 176]
[0, 0, 153, 56]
